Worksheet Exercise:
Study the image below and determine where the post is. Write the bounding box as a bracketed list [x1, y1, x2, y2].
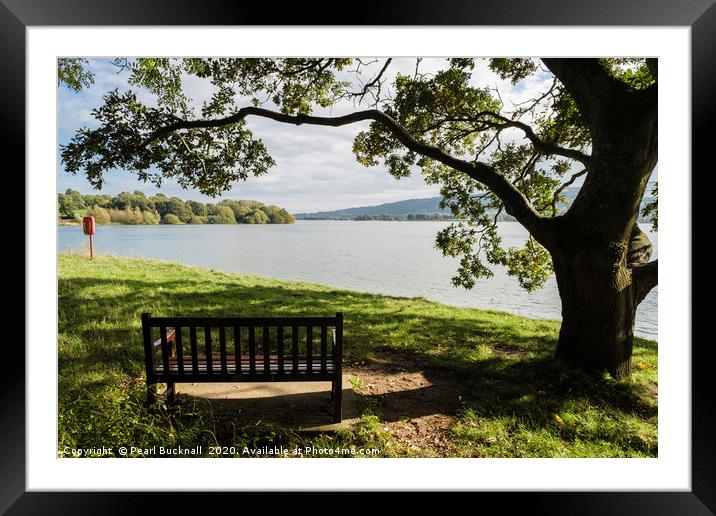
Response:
[82, 216, 95, 260]
[333, 312, 343, 423]
[141, 313, 155, 405]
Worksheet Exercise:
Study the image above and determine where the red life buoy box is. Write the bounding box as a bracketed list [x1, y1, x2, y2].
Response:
[82, 216, 95, 235]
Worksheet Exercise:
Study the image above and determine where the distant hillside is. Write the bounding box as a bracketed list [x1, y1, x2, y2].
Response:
[296, 183, 656, 222]
[296, 197, 451, 220]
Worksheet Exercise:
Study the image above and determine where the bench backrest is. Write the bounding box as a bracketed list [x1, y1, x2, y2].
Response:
[141, 313, 343, 381]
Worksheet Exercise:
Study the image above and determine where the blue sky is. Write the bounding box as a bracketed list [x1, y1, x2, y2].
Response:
[57, 58, 627, 213]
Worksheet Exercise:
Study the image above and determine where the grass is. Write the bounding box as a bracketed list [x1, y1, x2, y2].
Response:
[58, 254, 658, 458]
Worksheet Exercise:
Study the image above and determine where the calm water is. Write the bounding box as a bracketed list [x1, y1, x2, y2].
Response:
[58, 221, 658, 339]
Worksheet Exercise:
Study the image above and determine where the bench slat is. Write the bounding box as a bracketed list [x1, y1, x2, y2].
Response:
[190, 327, 198, 374]
[219, 326, 228, 375]
[277, 326, 284, 374]
[175, 328, 184, 374]
[321, 325, 327, 374]
[147, 316, 339, 327]
[155, 356, 336, 375]
[204, 326, 212, 374]
[262, 325, 269, 374]
[249, 326, 256, 374]
[292, 326, 299, 373]
[233, 326, 241, 375]
[306, 325, 313, 374]
[153, 372, 336, 383]
[157, 356, 335, 365]
[160, 326, 170, 374]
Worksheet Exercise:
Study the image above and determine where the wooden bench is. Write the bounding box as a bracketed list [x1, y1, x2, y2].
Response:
[141, 312, 344, 423]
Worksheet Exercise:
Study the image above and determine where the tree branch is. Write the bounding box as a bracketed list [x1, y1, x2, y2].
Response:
[547, 168, 587, 216]
[486, 113, 591, 167]
[413, 111, 591, 167]
[627, 223, 653, 266]
[632, 259, 658, 304]
[141, 106, 550, 241]
[541, 59, 625, 126]
[347, 58, 392, 103]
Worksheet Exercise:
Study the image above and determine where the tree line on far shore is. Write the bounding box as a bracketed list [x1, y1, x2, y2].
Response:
[58, 189, 296, 225]
[357, 213, 456, 221]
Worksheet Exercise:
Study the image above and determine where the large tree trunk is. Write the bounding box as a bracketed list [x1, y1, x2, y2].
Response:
[550, 223, 654, 379]
[541, 76, 658, 379]
[552, 250, 638, 379]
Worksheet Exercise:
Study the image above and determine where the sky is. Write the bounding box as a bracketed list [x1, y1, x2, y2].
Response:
[56, 58, 637, 213]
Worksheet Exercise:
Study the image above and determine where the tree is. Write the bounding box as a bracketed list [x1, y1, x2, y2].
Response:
[245, 208, 269, 224]
[187, 200, 208, 217]
[217, 199, 248, 222]
[58, 58, 94, 92]
[112, 190, 154, 212]
[166, 197, 194, 223]
[83, 194, 112, 208]
[63, 189, 86, 211]
[206, 204, 237, 224]
[86, 205, 111, 225]
[149, 194, 171, 217]
[161, 213, 182, 225]
[112, 191, 135, 210]
[263, 204, 296, 224]
[189, 215, 207, 224]
[142, 210, 160, 225]
[60, 58, 659, 379]
[57, 193, 79, 218]
[108, 207, 144, 224]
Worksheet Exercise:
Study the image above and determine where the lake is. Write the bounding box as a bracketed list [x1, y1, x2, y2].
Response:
[58, 221, 658, 339]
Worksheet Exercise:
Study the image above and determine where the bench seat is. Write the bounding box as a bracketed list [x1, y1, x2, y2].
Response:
[154, 355, 336, 375]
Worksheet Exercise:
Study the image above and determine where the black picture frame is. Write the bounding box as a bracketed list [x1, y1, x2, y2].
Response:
[7, 0, 709, 513]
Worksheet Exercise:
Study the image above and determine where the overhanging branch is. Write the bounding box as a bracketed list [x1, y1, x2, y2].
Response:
[486, 113, 591, 167]
[414, 111, 591, 167]
[141, 106, 551, 241]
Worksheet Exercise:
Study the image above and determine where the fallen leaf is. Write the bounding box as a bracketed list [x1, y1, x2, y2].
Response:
[552, 413, 565, 428]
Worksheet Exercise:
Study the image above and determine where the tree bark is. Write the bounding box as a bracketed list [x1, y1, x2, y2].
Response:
[552, 248, 639, 379]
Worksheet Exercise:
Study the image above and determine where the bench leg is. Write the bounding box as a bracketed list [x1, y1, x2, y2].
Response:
[166, 382, 175, 404]
[333, 376, 342, 423]
[147, 383, 156, 406]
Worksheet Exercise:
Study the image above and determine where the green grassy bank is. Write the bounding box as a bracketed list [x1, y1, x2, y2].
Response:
[58, 254, 658, 458]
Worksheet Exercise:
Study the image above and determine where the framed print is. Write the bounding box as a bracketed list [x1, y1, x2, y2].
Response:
[7, 0, 711, 512]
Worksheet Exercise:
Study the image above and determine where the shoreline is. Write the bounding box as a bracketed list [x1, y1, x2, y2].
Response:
[57, 253, 657, 344]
